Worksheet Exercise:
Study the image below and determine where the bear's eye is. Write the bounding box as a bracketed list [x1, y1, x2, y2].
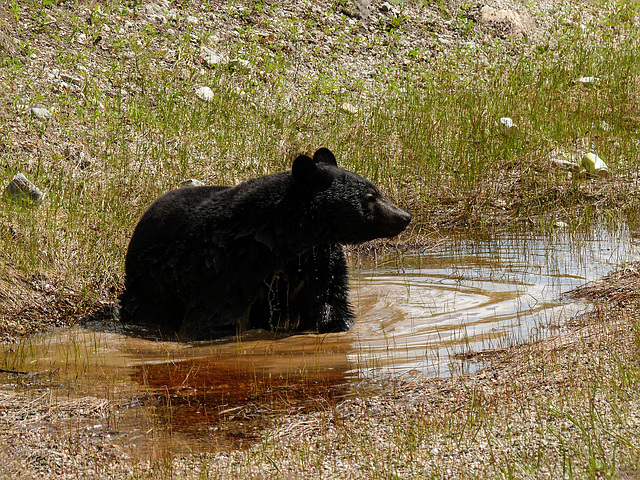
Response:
[364, 192, 376, 202]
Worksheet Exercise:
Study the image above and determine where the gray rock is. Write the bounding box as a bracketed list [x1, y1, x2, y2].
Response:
[355, 0, 371, 22]
[380, 2, 398, 14]
[200, 46, 228, 68]
[5, 173, 45, 204]
[30, 107, 52, 122]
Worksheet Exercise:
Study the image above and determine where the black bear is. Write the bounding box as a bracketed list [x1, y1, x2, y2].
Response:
[119, 148, 411, 340]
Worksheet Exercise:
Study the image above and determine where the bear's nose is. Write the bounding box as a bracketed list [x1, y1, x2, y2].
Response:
[378, 198, 411, 237]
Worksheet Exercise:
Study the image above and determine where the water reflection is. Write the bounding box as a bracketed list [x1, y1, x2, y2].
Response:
[350, 227, 640, 375]
[1, 227, 638, 454]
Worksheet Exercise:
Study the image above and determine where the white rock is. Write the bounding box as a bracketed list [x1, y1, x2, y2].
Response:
[200, 46, 228, 68]
[499, 117, 517, 131]
[341, 103, 358, 114]
[30, 107, 52, 121]
[180, 178, 205, 187]
[195, 86, 214, 101]
[577, 76, 600, 87]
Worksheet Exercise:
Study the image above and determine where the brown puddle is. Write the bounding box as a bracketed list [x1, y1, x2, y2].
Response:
[2, 227, 639, 456]
[0, 327, 353, 456]
[132, 354, 349, 452]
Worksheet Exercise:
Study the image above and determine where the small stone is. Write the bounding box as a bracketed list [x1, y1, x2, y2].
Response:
[380, 2, 398, 14]
[577, 76, 600, 87]
[4, 173, 45, 204]
[30, 107, 52, 121]
[195, 86, 214, 101]
[499, 117, 516, 130]
[200, 46, 227, 68]
[355, 0, 371, 22]
[75, 33, 87, 45]
[480, 6, 535, 39]
[185, 15, 198, 25]
[180, 178, 205, 187]
[341, 103, 358, 114]
[554, 221, 568, 229]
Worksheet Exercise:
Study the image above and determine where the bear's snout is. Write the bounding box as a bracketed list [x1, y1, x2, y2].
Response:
[376, 196, 411, 238]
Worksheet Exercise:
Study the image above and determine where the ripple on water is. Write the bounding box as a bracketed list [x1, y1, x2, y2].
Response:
[350, 227, 640, 375]
[2, 227, 638, 454]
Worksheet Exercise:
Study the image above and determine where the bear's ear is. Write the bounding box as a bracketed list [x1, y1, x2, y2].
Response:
[292, 154, 333, 190]
[313, 148, 338, 166]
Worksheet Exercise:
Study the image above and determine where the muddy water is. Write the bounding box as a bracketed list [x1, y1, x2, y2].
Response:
[351, 228, 640, 376]
[1, 227, 638, 454]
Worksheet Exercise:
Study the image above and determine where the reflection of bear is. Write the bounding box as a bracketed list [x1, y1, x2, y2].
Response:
[119, 148, 411, 340]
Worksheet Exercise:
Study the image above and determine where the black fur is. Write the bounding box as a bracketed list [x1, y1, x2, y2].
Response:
[119, 148, 411, 340]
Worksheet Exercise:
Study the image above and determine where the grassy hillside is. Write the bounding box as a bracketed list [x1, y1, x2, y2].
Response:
[0, 1, 640, 477]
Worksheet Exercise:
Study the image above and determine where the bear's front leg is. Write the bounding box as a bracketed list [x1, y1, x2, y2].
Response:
[120, 275, 186, 332]
[179, 298, 251, 340]
[287, 244, 354, 333]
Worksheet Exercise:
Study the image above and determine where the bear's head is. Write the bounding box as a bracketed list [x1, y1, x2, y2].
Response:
[292, 148, 411, 244]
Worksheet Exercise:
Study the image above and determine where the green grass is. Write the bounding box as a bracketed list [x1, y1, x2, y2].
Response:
[0, 0, 637, 322]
